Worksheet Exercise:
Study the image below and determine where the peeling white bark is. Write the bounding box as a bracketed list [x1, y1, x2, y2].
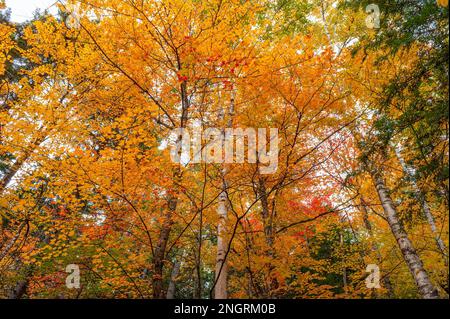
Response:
[393, 144, 448, 263]
[373, 172, 439, 299]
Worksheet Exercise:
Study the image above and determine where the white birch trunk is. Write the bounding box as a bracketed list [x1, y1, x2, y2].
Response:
[214, 93, 235, 299]
[214, 188, 229, 299]
[373, 172, 439, 299]
[393, 143, 448, 262]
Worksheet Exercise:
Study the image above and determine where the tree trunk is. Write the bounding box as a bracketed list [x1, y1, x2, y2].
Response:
[0, 135, 45, 194]
[213, 93, 235, 299]
[214, 188, 229, 299]
[152, 77, 189, 299]
[372, 171, 439, 299]
[166, 258, 182, 299]
[340, 231, 348, 294]
[256, 176, 279, 297]
[0, 222, 25, 262]
[394, 144, 448, 264]
[8, 279, 29, 299]
[257, 177, 273, 247]
[153, 190, 178, 299]
[361, 198, 394, 297]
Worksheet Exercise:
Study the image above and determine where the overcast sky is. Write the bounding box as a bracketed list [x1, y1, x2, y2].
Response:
[4, 0, 58, 22]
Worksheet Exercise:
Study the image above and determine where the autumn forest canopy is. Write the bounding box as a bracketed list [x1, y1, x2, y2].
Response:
[0, 0, 448, 299]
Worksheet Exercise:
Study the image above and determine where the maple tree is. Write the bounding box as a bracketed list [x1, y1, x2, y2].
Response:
[0, 0, 448, 299]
